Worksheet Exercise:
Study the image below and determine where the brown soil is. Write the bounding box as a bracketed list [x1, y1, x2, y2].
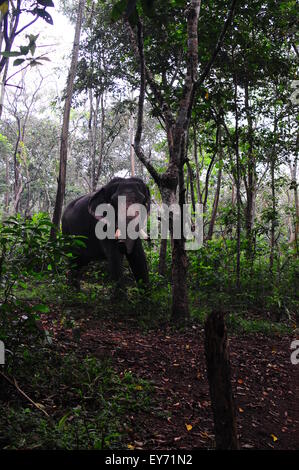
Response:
[45, 313, 299, 451]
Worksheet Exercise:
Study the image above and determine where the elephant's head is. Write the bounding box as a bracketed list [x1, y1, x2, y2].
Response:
[88, 177, 150, 254]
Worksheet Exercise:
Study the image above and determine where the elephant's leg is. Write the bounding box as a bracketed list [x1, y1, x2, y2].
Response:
[106, 242, 124, 283]
[126, 239, 149, 285]
[105, 243, 125, 300]
[67, 256, 88, 291]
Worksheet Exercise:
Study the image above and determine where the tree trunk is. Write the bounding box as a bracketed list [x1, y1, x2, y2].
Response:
[4, 153, 9, 214]
[269, 152, 276, 275]
[204, 311, 239, 450]
[290, 137, 299, 253]
[193, 129, 202, 203]
[128, 0, 236, 323]
[187, 160, 196, 213]
[158, 238, 167, 276]
[270, 104, 278, 274]
[13, 117, 21, 214]
[0, 59, 9, 120]
[244, 81, 256, 260]
[88, 89, 97, 191]
[51, 0, 85, 236]
[207, 165, 222, 240]
[94, 94, 105, 189]
[233, 56, 241, 291]
[207, 125, 223, 240]
[129, 113, 135, 176]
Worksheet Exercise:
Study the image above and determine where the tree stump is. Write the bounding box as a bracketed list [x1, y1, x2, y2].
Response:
[204, 311, 239, 449]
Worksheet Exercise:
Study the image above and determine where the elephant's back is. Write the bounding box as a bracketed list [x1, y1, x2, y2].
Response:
[62, 194, 95, 237]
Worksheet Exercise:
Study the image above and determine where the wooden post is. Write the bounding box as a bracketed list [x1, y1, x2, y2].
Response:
[204, 311, 239, 449]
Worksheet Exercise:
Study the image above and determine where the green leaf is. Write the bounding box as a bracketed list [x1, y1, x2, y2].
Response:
[0, 51, 22, 58]
[111, 0, 127, 22]
[140, 0, 155, 17]
[73, 239, 86, 248]
[0, 1, 8, 16]
[35, 8, 53, 25]
[32, 304, 50, 313]
[36, 56, 51, 62]
[20, 45, 30, 55]
[37, 0, 54, 7]
[13, 58, 25, 66]
[29, 60, 43, 66]
[58, 412, 71, 430]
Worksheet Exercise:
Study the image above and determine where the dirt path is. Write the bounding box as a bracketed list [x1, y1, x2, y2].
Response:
[46, 314, 299, 450]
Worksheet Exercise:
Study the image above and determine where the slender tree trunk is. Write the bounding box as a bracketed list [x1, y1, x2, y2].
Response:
[4, 153, 9, 214]
[88, 89, 95, 191]
[269, 106, 278, 274]
[233, 58, 241, 291]
[158, 238, 167, 276]
[94, 94, 105, 189]
[207, 125, 223, 240]
[193, 129, 202, 203]
[207, 166, 222, 240]
[129, 113, 135, 176]
[51, 0, 85, 236]
[13, 116, 21, 214]
[0, 59, 9, 120]
[291, 137, 299, 252]
[186, 160, 196, 212]
[244, 81, 256, 260]
[269, 153, 276, 274]
[203, 126, 219, 213]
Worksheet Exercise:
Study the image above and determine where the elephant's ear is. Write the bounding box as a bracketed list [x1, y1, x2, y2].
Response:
[88, 187, 106, 219]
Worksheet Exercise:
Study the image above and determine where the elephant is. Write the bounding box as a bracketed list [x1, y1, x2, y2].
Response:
[62, 177, 150, 290]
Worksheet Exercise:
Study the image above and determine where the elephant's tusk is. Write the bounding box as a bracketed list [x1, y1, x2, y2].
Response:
[139, 228, 148, 239]
[115, 228, 122, 240]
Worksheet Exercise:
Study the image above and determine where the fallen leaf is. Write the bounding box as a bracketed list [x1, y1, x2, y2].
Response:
[134, 441, 144, 447]
[185, 423, 193, 431]
[127, 444, 135, 450]
[199, 431, 211, 439]
[237, 378, 243, 384]
[270, 434, 278, 442]
[135, 385, 143, 391]
[239, 407, 244, 413]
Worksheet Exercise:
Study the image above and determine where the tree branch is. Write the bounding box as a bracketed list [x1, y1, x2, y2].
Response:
[131, 16, 161, 185]
[126, 18, 174, 132]
[197, 0, 238, 89]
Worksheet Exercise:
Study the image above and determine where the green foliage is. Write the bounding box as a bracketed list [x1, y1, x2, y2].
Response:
[0, 213, 86, 344]
[0, 353, 151, 449]
[188, 237, 298, 321]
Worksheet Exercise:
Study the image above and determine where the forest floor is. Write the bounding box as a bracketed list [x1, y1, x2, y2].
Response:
[38, 291, 299, 451]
